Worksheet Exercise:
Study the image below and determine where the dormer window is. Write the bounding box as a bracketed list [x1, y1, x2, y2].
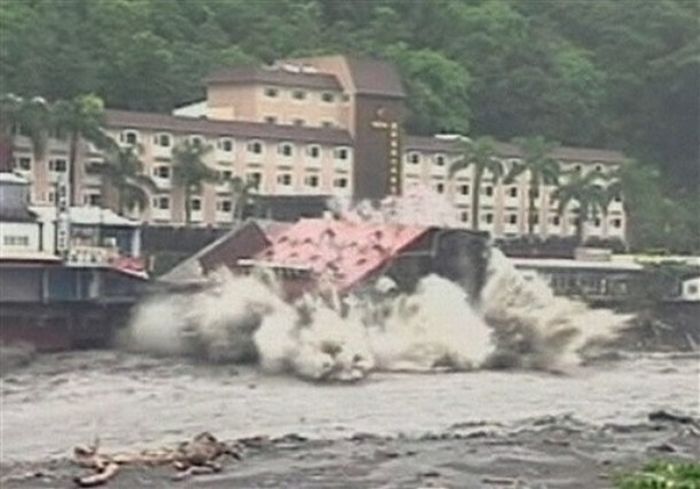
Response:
[264, 87, 279, 98]
[321, 92, 334, 103]
[218, 138, 234, 152]
[247, 140, 263, 154]
[189, 135, 204, 146]
[292, 90, 306, 100]
[278, 142, 294, 157]
[277, 173, 293, 186]
[407, 152, 420, 164]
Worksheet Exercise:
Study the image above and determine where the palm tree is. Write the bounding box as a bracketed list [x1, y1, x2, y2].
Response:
[551, 170, 606, 244]
[0, 94, 51, 172]
[51, 94, 114, 205]
[101, 145, 156, 216]
[227, 175, 259, 222]
[506, 136, 560, 236]
[172, 139, 218, 226]
[449, 136, 504, 231]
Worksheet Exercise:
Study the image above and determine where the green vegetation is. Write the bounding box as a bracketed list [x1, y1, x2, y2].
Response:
[101, 145, 156, 215]
[615, 461, 700, 488]
[0, 0, 697, 250]
[171, 139, 218, 226]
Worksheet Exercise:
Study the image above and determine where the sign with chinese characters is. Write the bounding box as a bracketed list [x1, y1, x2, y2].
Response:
[371, 108, 402, 196]
[55, 173, 71, 257]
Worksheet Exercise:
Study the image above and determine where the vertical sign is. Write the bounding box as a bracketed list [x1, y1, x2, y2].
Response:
[388, 122, 401, 196]
[55, 173, 71, 258]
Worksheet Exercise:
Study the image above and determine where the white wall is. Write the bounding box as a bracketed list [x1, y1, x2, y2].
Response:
[0, 221, 42, 253]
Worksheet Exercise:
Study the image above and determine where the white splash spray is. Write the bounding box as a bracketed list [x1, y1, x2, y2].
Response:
[124, 189, 630, 381]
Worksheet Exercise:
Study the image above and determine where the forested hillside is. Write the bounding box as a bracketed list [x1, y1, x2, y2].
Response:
[1, 0, 698, 247]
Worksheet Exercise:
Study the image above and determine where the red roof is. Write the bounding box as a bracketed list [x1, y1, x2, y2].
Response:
[251, 218, 430, 292]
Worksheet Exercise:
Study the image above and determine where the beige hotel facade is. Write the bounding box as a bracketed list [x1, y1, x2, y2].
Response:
[11, 55, 626, 241]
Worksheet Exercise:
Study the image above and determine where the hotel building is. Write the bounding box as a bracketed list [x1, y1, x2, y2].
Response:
[9, 55, 626, 240]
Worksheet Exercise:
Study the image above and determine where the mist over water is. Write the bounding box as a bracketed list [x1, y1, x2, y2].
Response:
[124, 192, 630, 381]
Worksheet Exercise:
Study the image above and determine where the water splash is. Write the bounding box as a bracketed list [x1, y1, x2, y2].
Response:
[124, 190, 629, 381]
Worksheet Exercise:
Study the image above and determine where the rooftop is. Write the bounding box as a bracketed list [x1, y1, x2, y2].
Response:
[31, 205, 141, 227]
[205, 65, 343, 91]
[105, 110, 353, 146]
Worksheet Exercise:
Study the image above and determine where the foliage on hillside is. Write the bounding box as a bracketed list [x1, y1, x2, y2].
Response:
[1, 0, 697, 250]
[615, 461, 700, 489]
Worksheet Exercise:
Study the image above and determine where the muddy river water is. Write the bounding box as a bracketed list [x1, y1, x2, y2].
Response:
[1, 350, 697, 463]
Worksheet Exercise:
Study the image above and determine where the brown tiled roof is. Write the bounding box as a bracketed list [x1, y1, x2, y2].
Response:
[104, 110, 353, 145]
[204, 66, 343, 91]
[403, 136, 627, 164]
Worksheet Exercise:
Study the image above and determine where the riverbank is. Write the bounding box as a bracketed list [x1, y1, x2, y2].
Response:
[2, 412, 698, 488]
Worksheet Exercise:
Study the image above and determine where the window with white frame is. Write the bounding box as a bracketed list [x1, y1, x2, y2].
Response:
[247, 141, 263, 154]
[3, 235, 29, 247]
[506, 214, 518, 225]
[292, 90, 306, 100]
[278, 143, 294, 157]
[190, 197, 202, 212]
[219, 169, 233, 181]
[306, 145, 321, 158]
[334, 147, 350, 160]
[15, 156, 31, 171]
[459, 184, 469, 195]
[153, 165, 170, 179]
[304, 174, 319, 187]
[482, 213, 494, 224]
[247, 172, 262, 188]
[83, 192, 102, 206]
[277, 173, 293, 186]
[321, 92, 334, 103]
[434, 154, 446, 166]
[264, 87, 279, 98]
[121, 130, 139, 145]
[611, 218, 622, 228]
[509, 187, 518, 198]
[217, 199, 232, 213]
[483, 185, 493, 197]
[551, 216, 561, 226]
[333, 177, 348, 188]
[154, 133, 171, 147]
[48, 158, 67, 172]
[407, 152, 420, 164]
[435, 182, 445, 194]
[153, 196, 170, 209]
[218, 138, 234, 152]
[189, 135, 204, 146]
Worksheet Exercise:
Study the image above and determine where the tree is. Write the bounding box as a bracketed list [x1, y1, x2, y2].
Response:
[51, 94, 113, 205]
[101, 145, 156, 216]
[506, 136, 560, 236]
[449, 136, 503, 231]
[227, 175, 259, 222]
[0, 94, 50, 172]
[551, 169, 606, 244]
[171, 139, 217, 226]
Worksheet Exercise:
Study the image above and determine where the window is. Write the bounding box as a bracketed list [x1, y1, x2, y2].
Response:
[153, 165, 170, 179]
[292, 90, 306, 100]
[507, 214, 518, 225]
[483, 213, 494, 224]
[47, 191, 56, 203]
[574, 164, 582, 173]
[277, 173, 293, 186]
[435, 154, 445, 166]
[334, 147, 349, 160]
[341, 94, 351, 102]
[122, 130, 138, 145]
[83, 193, 101, 206]
[278, 143, 294, 157]
[551, 216, 561, 226]
[594, 218, 601, 227]
[459, 184, 469, 196]
[153, 196, 170, 209]
[292, 118, 305, 127]
[305, 175, 319, 187]
[3, 235, 29, 247]
[435, 183, 445, 194]
[321, 92, 334, 103]
[509, 187, 518, 198]
[265, 116, 277, 124]
[407, 152, 420, 164]
[49, 158, 67, 172]
[218, 138, 234, 152]
[612, 218, 622, 229]
[595, 164, 603, 172]
[533, 214, 539, 225]
[190, 135, 204, 146]
[155, 133, 171, 147]
[219, 169, 233, 181]
[334, 177, 348, 188]
[264, 87, 279, 98]
[483, 186, 493, 197]
[307, 145, 321, 158]
[85, 160, 103, 174]
[247, 172, 262, 188]
[190, 198, 202, 212]
[613, 192, 622, 203]
[460, 211, 469, 223]
[531, 188, 540, 199]
[247, 141, 263, 154]
[16, 157, 31, 171]
[217, 200, 232, 213]
[321, 120, 334, 128]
